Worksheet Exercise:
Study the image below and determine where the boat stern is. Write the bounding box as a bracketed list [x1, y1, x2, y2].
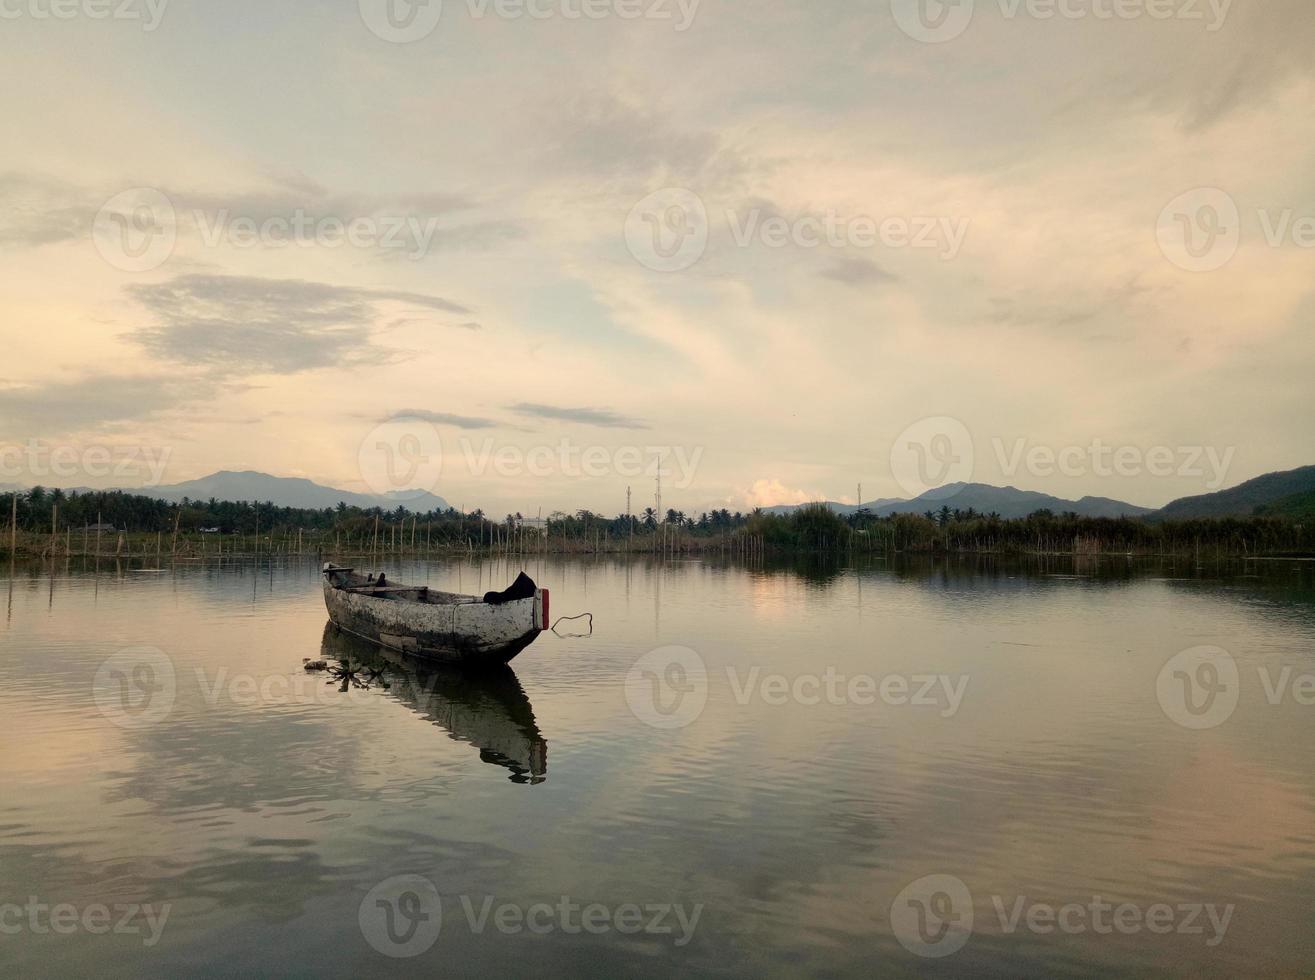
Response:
[535, 588, 550, 632]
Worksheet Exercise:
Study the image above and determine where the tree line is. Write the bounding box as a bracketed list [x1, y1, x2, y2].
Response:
[3, 489, 1311, 557]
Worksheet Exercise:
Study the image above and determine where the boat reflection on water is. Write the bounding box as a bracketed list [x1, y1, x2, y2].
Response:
[320, 623, 548, 783]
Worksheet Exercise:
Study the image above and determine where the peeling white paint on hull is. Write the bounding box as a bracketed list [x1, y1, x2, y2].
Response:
[322, 565, 547, 665]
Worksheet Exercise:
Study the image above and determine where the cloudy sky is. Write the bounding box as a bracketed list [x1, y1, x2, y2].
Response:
[1, 0, 1311, 514]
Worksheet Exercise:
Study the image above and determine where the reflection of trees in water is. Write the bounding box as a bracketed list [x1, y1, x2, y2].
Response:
[867, 552, 1315, 591]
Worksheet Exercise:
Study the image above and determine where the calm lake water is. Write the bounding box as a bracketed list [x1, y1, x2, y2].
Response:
[2, 554, 1313, 978]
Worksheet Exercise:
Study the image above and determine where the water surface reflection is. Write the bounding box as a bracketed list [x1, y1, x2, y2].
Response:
[320, 624, 548, 783]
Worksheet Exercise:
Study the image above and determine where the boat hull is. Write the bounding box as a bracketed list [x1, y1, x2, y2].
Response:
[322, 568, 547, 665]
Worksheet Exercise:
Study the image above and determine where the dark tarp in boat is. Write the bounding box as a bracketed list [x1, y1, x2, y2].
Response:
[484, 572, 537, 606]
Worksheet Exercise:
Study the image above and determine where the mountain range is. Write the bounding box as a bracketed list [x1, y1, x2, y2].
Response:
[766, 466, 1315, 521]
[1154, 465, 1315, 520]
[5, 465, 1315, 520]
[766, 484, 1155, 520]
[1, 471, 450, 513]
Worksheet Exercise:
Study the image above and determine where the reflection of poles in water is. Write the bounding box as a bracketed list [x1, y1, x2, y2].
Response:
[653, 558, 661, 639]
[5, 557, 13, 627]
[320, 624, 548, 784]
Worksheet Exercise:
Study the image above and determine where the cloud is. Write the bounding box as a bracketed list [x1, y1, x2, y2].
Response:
[819, 257, 898, 286]
[0, 375, 213, 436]
[0, 172, 98, 248]
[128, 274, 471, 376]
[0, 170, 525, 257]
[509, 402, 649, 429]
[737, 479, 818, 509]
[384, 410, 499, 430]
[541, 94, 755, 191]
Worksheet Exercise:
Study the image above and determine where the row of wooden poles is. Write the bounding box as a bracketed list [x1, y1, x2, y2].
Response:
[3, 501, 770, 561]
[7, 499, 1263, 563]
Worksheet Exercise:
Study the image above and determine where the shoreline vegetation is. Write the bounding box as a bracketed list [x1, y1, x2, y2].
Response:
[2, 490, 1312, 562]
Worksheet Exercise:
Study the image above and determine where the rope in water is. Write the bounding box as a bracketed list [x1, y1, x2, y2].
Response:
[551, 613, 593, 638]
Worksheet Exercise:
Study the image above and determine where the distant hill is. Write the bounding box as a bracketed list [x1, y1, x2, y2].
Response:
[765, 498, 903, 517]
[2, 471, 450, 513]
[1256, 488, 1315, 519]
[1154, 466, 1315, 520]
[766, 485, 1153, 520]
[145, 471, 450, 512]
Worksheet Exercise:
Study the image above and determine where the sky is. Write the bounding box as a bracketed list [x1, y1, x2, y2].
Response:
[0, 0, 1312, 515]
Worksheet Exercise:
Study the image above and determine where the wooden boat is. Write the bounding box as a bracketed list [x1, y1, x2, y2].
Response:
[320, 624, 547, 782]
[321, 563, 549, 665]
